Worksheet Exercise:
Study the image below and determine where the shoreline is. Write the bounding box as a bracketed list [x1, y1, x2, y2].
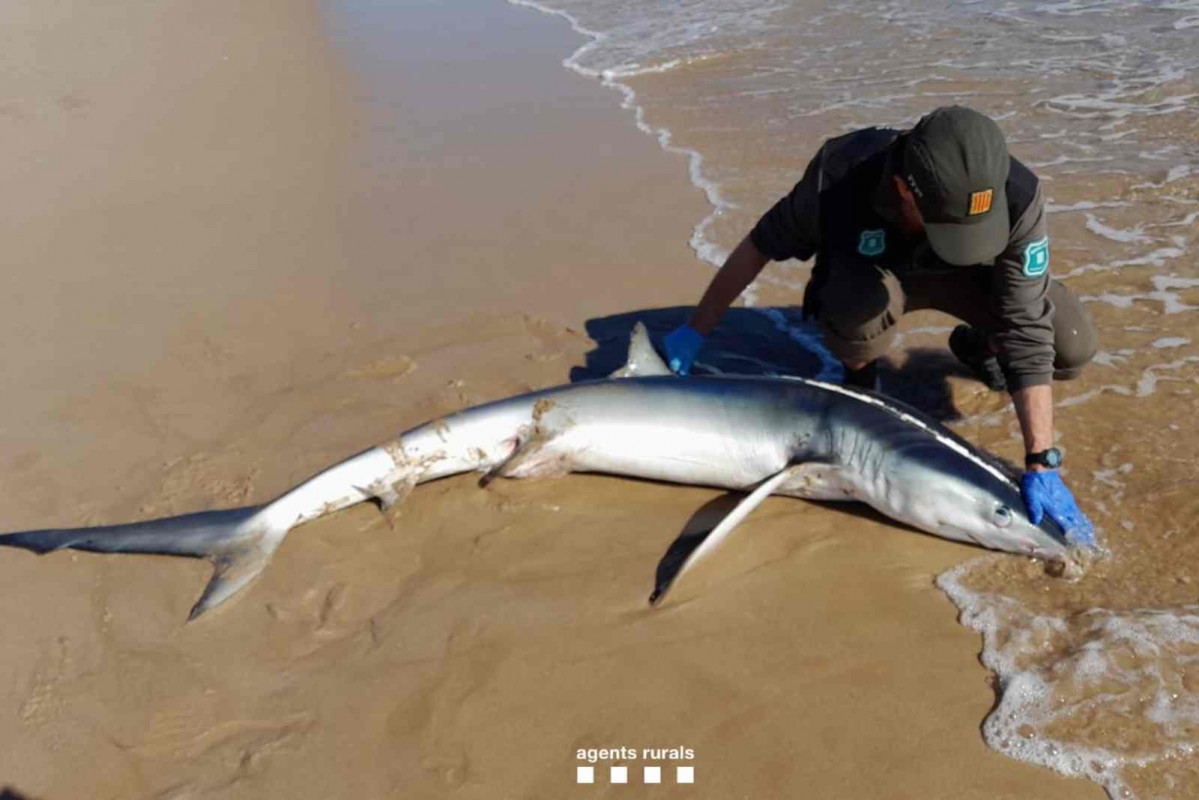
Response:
[506, 0, 736, 271]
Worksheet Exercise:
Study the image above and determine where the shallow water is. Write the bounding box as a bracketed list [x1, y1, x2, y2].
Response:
[512, 0, 1199, 796]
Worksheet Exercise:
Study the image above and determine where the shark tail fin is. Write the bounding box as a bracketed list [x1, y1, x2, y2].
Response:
[611, 322, 674, 378]
[0, 505, 291, 620]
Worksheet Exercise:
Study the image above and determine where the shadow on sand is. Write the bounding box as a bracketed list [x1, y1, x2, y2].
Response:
[574, 305, 975, 423]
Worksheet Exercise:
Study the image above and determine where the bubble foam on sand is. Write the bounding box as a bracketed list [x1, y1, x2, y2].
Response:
[938, 562, 1199, 800]
[1082, 275, 1199, 314]
[1085, 213, 1152, 244]
[1047, 199, 1132, 214]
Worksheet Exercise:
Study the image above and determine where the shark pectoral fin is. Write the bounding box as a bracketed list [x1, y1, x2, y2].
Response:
[611, 322, 673, 378]
[650, 464, 806, 606]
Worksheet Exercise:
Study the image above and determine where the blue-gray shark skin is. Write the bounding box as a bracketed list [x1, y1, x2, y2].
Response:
[0, 324, 1069, 619]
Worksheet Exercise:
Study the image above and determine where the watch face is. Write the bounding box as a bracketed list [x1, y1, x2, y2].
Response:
[1027, 448, 1063, 469]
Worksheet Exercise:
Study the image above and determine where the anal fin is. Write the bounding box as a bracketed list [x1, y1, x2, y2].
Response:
[479, 435, 526, 489]
[479, 432, 572, 487]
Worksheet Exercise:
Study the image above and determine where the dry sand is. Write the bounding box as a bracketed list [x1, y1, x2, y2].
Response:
[0, 1, 1103, 797]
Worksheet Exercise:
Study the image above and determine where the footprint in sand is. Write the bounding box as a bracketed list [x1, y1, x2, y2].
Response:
[138, 714, 315, 795]
[144, 452, 261, 515]
[520, 313, 587, 364]
[344, 355, 417, 382]
[19, 636, 72, 728]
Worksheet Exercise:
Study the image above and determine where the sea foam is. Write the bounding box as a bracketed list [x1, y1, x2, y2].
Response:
[940, 562, 1199, 800]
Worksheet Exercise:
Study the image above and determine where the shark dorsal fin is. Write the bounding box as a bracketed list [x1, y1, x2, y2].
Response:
[611, 322, 673, 378]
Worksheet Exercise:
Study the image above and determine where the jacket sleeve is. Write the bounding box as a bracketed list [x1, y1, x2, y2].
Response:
[749, 147, 824, 262]
[991, 181, 1056, 391]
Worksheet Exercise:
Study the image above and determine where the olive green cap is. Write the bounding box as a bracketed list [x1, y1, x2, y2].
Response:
[902, 107, 1011, 266]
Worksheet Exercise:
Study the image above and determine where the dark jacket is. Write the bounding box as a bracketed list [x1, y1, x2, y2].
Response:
[749, 127, 1055, 390]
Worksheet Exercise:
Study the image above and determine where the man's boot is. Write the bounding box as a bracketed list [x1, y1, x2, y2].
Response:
[949, 325, 1006, 391]
[844, 360, 880, 392]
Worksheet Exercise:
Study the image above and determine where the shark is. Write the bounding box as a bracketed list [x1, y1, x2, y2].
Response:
[0, 324, 1072, 619]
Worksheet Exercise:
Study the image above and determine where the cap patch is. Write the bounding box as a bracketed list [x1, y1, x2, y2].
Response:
[968, 189, 994, 216]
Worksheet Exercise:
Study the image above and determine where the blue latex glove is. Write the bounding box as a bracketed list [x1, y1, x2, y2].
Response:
[1021, 470, 1095, 547]
[663, 324, 706, 376]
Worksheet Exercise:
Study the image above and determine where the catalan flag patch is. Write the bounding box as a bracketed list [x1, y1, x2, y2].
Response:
[968, 189, 994, 216]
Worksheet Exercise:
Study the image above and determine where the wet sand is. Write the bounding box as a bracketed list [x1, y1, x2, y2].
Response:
[0, 1, 1105, 798]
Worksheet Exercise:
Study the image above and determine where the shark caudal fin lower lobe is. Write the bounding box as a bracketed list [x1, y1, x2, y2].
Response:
[0, 505, 290, 620]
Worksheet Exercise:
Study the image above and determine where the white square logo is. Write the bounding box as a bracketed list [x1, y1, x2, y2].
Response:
[610, 766, 628, 784]
[677, 765, 695, 784]
[644, 766, 662, 784]
[576, 766, 594, 784]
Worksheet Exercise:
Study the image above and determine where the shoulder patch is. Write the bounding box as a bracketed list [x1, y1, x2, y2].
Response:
[1022, 237, 1049, 277]
[858, 229, 886, 257]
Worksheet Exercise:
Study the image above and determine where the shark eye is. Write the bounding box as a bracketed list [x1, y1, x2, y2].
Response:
[993, 505, 1013, 528]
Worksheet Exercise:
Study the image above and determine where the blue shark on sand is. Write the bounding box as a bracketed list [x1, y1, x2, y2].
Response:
[0, 324, 1077, 619]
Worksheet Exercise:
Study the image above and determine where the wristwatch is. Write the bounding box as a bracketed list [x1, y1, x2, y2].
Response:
[1025, 447, 1063, 469]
